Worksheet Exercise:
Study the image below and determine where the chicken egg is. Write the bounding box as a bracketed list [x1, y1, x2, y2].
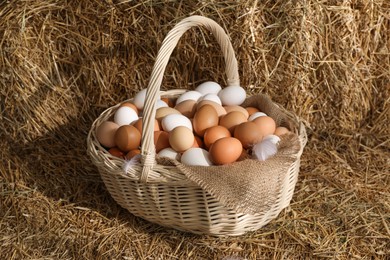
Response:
[114, 106, 139, 126]
[234, 121, 263, 149]
[253, 116, 276, 137]
[181, 148, 213, 166]
[174, 100, 197, 118]
[169, 126, 194, 152]
[209, 137, 243, 165]
[175, 91, 202, 105]
[96, 121, 119, 148]
[218, 86, 246, 106]
[224, 105, 249, 119]
[219, 111, 248, 134]
[193, 104, 219, 136]
[203, 125, 231, 149]
[158, 147, 181, 161]
[154, 131, 170, 153]
[114, 125, 141, 152]
[195, 81, 222, 95]
[161, 114, 193, 132]
[274, 126, 290, 136]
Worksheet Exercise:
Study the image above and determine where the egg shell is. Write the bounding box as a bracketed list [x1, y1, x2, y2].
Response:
[219, 111, 248, 134]
[125, 149, 141, 160]
[192, 135, 205, 149]
[193, 105, 219, 137]
[174, 100, 197, 118]
[132, 117, 160, 133]
[161, 97, 175, 108]
[119, 102, 138, 115]
[155, 107, 181, 121]
[248, 112, 267, 121]
[133, 89, 147, 110]
[199, 93, 222, 105]
[158, 148, 181, 161]
[203, 125, 231, 149]
[195, 81, 222, 95]
[114, 106, 139, 126]
[154, 131, 170, 153]
[253, 116, 276, 137]
[114, 125, 141, 152]
[224, 105, 249, 119]
[218, 86, 246, 106]
[209, 137, 243, 165]
[108, 147, 125, 159]
[234, 121, 263, 149]
[96, 121, 119, 148]
[175, 91, 202, 105]
[156, 99, 168, 109]
[169, 126, 194, 152]
[196, 100, 227, 117]
[162, 114, 193, 132]
[274, 126, 290, 136]
[181, 148, 213, 166]
[245, 107, 260, 116]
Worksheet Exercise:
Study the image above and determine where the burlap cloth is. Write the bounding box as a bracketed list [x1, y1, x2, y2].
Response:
[156, 94, 301, 215]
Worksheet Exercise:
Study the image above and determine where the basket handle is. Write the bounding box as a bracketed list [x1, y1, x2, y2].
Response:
[139, 15, 240, 182]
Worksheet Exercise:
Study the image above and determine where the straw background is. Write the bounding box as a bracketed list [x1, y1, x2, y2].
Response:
[1, 0, 389, 259]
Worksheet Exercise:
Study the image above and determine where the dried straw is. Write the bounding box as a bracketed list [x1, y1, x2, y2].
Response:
[1, 0, 389, 259]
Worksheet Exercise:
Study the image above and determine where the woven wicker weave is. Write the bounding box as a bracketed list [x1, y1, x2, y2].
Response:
[87, 16, 307, 236]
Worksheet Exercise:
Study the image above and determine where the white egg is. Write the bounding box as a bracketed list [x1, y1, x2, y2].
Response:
[155, 99, 168, 109]
[133, 89, 147, 110]
[114, 106, 139, 126]
[199, 93, 222, 105]
[161, 114, 193, 132]
[133, 88, 160, 110]
[181, 148, 213, 166]
[248, 112, 267, 121]
[195, 81, 222, 95]
[158, 148, 181, 161]
[175, 91, 202, 105]
[218, 86, 246, 106]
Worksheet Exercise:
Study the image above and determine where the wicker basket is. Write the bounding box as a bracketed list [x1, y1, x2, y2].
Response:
[87, 15, 307, 236]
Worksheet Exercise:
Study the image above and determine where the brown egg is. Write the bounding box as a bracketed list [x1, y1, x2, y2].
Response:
[253, 116, 276, 137]
[274, 126, 290, 136]
[120, 102, 138, 115]
[108, 147, 125, 159]
[114, 125, 141, 152]
[224, 105, 249, 119]
[96, 121, 120, 148]
[132, 117, 160, 133]
[154, 131, 170, 153]
[209, 137, 243, 165]
[204, 125, 231, 149]
[193, 105, 219, 137]
[125, 149, 141, 160]
[234, 122, 263, 149]
[169, 126, 194, 152]
[197, 100, 227, 117]
[161, 97, 175, 107]
[245, 107, 260, 116]
[155, 107, 181, 121]
[174, 100, 197, 118]
[192, 135, 205, 148]
[219, 111, 248, 134]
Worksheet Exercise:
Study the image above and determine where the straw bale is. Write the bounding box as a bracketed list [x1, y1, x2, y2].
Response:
[1, 0, 389, 259]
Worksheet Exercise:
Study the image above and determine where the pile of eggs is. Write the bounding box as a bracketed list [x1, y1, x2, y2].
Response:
[96, 81, 290, 166]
